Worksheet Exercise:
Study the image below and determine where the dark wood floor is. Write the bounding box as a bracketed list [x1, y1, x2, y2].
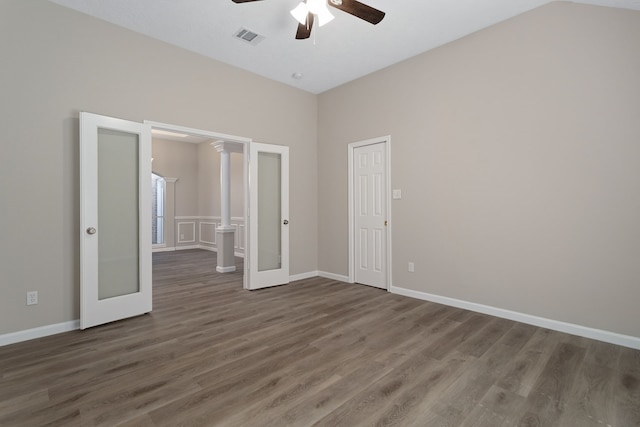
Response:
[1, 249, 638, 426]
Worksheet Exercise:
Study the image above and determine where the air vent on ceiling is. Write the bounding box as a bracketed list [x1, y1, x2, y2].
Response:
[234, 28, 265, 46]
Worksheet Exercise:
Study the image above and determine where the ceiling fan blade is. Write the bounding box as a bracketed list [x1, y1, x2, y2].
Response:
[328, 0, 385, 25]
[295, 13, 314, 40]
[231, 0, 263, 3]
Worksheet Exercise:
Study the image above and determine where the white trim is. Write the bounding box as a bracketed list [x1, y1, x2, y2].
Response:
[217, 266, 236, 273]
[348, 136, 392, 290]
[213, 140, 244, 154]
[152, 245, 245, 258]
[0, 320, 80, 347]
[198, 216, 245, 221]
[152, 246, 176, 253]
[175, 245, 200, 251]
[144, 121, 252, 145]
[319, 271, 350, 282]
[177, 222, 196, 243]
[390, 285, 640, 350]
[8, 280, 638, 350]
[175, 216, 245, 221]
[199, 221, 217, 245]
[290, 271, 319, 282]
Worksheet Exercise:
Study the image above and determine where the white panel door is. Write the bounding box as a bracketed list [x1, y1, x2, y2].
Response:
[247, 142, 289, 290]
[80, 112, 152, 329]
[354, 142, 387, 289]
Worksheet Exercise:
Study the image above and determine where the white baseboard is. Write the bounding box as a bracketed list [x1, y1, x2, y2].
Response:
[153, 246, 176, 253]
[318, 271, 350, 282]
[289, 271, 319, 282]
[10, 278, 636, 351]
[0, 320, 80, 347]
[390, 285, 640, 350]
[175, 245, 200, 251]
[153, 245, 244, 258]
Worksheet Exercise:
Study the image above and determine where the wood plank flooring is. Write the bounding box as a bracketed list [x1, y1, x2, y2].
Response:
[1, 249, 639, 426]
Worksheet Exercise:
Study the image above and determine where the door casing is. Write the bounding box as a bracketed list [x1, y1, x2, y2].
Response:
[144, 121, 251, 288]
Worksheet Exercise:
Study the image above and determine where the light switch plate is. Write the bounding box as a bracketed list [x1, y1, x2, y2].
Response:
[392, 189, 402, 200]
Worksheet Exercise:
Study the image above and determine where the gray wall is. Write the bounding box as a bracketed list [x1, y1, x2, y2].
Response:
[152, 138, 199, 217]
[317, 2, 640, 337]
[152, 137, 245, 250]
[0, 0, 318, 335]
[197, 142, 245, 219]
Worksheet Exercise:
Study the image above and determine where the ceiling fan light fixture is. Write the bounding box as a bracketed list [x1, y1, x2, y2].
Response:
[308, 0, 334, 27]
[316, 8, 335, 27]
[291, 0, 334, 27]
[290, 3, 309, 25]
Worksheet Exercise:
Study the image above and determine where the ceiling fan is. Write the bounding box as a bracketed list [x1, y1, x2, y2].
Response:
[231, 0, 385, 40]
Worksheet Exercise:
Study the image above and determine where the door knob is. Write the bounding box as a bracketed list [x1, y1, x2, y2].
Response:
[86, 227, 97, 235]
[283, 219, 289, 225]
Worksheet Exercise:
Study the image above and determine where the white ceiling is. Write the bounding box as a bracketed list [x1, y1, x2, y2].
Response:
[49, 0, 640, 94]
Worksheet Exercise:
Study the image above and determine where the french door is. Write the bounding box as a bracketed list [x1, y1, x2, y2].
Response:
[247, 142, 290, 290]
[80, 112, 152, 329]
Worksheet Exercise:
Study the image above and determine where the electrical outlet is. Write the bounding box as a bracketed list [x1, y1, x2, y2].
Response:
[408, 262, 414, 273]
[27, 291, 38, 306]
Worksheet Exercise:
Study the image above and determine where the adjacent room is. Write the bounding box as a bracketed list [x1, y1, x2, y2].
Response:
[1, 0, 639, 425]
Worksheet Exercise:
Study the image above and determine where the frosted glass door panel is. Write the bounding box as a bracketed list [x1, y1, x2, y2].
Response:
[80, 112, 151, 329]
[97, 129, 140, 299]
[257, 152, 282, 272]
[248, 142, 289, 290]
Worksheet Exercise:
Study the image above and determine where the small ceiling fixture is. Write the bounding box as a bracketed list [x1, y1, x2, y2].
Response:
[291, 0, 334, 28]
[291, 72, 304, 80]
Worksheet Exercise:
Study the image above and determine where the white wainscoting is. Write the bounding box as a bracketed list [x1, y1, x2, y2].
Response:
[162, 216, 245, 257]
[176, 221, 196, 244]
[199, 222, 216, 245]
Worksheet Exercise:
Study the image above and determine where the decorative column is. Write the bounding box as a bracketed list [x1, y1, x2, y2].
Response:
[212, 141, 243, 273]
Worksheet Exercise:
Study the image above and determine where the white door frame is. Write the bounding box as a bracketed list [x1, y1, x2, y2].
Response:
[348, 136, 392, 290]
[144, 121, 251, 288]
